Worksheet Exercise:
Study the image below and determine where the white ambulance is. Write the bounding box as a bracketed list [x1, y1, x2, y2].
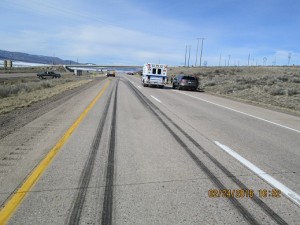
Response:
[141, 63, 167, 88]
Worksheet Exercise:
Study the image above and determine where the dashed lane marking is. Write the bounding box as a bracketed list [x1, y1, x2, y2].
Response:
[215, 141, 300, 206]
[150, 95, 162, 103]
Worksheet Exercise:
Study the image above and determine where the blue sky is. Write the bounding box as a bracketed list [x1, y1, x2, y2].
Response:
[1, 0, 299, 66]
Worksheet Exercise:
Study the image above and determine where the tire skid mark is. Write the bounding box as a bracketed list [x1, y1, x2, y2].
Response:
[124, 78, 288, 225]
[1, 156, 22, 161]
[101, 79, 118, 225]
[0, 163, 14, 167]
[66, 80, 116, 225]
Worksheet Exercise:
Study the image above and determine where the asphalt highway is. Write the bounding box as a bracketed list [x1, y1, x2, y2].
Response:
[0, 73, 299, 224]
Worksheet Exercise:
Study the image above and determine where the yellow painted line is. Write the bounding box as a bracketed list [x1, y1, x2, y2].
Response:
[0, 80, 111, 225]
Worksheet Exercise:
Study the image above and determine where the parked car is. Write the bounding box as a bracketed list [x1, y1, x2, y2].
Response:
[37, 71, 61, 79]
[172, 75, 199, 91]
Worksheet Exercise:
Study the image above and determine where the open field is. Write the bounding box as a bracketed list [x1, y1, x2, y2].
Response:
[169, 66, 300, 116]
[0, 71, 106, 114]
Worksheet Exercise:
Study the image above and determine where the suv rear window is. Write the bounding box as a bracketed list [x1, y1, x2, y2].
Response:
[182, 76, 196, 80]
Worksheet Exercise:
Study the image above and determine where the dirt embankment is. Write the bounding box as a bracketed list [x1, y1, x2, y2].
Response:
[169, 66, 300, 116]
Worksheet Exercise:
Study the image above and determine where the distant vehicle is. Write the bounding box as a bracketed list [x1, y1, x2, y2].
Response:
[172, 75, 199, 91]
[126, 72, 134, 75]
[37, 71, 61, 79]
[106, 70, 116, 77]
[141, 63, 167, 88]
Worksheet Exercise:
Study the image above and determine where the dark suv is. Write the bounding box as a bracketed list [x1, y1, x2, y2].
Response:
[37, 71, 61, 79]
[172, 75, 199, 91]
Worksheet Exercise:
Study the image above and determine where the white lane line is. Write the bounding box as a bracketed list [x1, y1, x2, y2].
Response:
[123, 75, 143, 90]
[215, 141, 300, 206]
[173, 91, 300, 133]
[151, 95, 162, 103]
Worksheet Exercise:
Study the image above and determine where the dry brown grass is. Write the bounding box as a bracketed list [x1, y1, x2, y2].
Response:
[0, 77, 91, 114]
[169, 66, 300, 116]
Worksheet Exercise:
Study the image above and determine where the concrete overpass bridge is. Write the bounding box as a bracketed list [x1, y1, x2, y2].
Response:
[63, 64, 142, 73]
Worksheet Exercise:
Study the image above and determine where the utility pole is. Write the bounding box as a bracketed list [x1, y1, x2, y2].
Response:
[195, 38, 200, 66]
[188, 45, 191, 67]
[219, 53, 222, 67]
[184, 45, 187, 67]
[199, 38, 205, 67]
[228, 55, 231, 66]
[248, 53, 250, 66]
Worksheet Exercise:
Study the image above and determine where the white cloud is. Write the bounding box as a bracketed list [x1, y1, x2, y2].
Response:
[50, 24, 186, 64]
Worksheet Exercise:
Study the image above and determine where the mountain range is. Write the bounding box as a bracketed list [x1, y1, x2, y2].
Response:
[0, 49, 78, 65]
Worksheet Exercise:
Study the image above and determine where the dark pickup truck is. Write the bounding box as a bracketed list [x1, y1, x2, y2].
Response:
[106, 70, 116, 77]
[37, 71, 61, 79]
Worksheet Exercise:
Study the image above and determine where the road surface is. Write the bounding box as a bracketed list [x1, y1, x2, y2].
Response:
[0, 73, 299, 224]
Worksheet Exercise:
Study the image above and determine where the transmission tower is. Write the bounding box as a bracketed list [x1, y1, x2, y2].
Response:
[288, 53, 292, 65]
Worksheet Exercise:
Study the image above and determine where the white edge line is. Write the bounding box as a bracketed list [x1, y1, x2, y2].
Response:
[137, 85, 142, 89]
[215, 141, 300, 206]
[150, 95, 162, 103]
[173, 91, 300, 134]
